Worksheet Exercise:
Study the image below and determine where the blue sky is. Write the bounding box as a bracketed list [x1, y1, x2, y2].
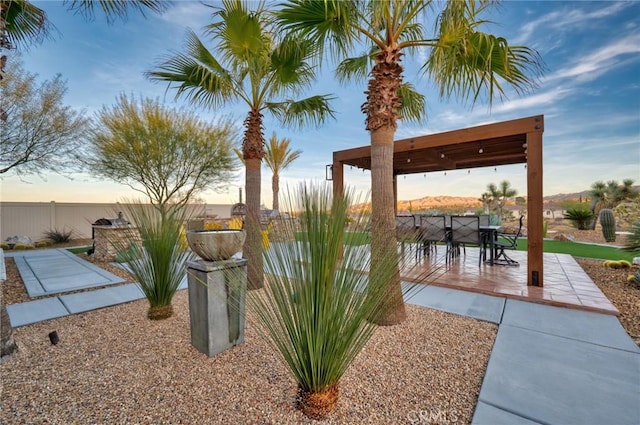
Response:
[2, 1, 639, 207]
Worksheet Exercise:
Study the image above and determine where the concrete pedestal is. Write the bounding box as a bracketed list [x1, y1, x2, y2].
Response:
[187, 258, 247, 357]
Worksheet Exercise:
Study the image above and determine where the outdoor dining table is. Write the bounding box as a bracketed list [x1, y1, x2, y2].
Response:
[479, 225, 502, 265]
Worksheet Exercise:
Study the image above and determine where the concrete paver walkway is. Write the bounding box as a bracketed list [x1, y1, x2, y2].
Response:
[2, 248, 639, 424]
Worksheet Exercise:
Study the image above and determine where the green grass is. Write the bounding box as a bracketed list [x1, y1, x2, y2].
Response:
[295, 231, 371, 245]
[512, 238, 635, 261]
[66, 246, 92, 254]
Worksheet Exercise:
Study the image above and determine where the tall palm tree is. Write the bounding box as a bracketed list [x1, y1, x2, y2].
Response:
[264, 132, 301, 211]
[277, 0, 544, 324]
[146, 0, 334, 290]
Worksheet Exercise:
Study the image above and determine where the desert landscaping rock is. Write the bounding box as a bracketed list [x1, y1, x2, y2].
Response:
[0, 293, 496, 424]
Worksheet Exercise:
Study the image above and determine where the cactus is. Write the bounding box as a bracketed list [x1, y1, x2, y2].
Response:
[599, 208, 616, 242]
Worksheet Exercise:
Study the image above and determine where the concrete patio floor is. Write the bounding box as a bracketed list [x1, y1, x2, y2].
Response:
[400, 245, 619, 315]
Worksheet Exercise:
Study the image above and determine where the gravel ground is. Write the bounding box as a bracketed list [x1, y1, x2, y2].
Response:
[2, 234, 639, 423]
[0, 293, 495, 424]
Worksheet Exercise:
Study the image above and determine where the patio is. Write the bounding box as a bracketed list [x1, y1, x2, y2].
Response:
[399, 246, 619, 316]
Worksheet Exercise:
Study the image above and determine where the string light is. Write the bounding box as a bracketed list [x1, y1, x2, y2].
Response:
[494, 167, 497, 172]
[440, 152, 445, 158]
[468, 169, 471, 174]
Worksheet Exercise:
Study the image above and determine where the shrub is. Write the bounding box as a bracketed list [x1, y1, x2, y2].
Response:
[35, 240, 53, 248]
[13, 243, 34, 250]
[43, 228, 74, 244]
[627, 270, 640, 285]
[602, 260, 631, 269]
[563, 208, 594, 230]
[0, 243, 10, 250]
[113, 203, 193, 320]
[247, 183, 441, 420]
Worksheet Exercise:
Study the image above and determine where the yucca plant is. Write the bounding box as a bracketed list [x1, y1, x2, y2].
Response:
[563, 207, 594, 230]
[114, 203, 193, 320]
[247, 183, 442, 419]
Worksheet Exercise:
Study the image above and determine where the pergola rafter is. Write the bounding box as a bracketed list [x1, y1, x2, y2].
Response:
[332, 115, 545, 287]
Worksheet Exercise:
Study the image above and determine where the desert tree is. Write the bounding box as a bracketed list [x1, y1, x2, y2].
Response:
[0, 55, 88, 175]
[86, 94, 238, 218]
[276, 0, 544, 324]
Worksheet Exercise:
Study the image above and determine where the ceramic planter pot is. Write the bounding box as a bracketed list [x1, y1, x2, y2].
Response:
[186, 229, 245, 261]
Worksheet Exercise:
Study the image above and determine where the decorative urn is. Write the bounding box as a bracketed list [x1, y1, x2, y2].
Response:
[186, 229, 245, 261]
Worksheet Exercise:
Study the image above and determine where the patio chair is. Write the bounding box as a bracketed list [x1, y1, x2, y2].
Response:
[396, 215, 418, 255]
[448, 216, 485, 266]
[418, 215, 447, 257]
[493, 215, 524, 266]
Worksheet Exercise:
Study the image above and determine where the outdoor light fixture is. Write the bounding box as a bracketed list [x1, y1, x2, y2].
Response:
[478, 146, 484, 154]
[440, 152, 445, 158]
[325, 164, 333, 181]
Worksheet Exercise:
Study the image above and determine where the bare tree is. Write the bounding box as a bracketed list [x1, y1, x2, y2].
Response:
[0, 55, 88, 175]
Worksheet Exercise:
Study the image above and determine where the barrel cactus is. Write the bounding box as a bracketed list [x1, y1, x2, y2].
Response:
[599, 208, 616, 242]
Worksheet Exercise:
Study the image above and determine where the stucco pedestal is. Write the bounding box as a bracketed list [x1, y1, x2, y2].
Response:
[186, 258, 247, 357]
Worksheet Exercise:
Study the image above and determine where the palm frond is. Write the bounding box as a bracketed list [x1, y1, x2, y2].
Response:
[276, 0, 359, 65]
[335, 53, 372, 85]
[398, 82, 426, 124]
[1, 0, 53, 49]
[265, 95, 336, 129]
[145, 29, 239, 108]
[63, 0, 169, 23]
[424, 1, 544, 106]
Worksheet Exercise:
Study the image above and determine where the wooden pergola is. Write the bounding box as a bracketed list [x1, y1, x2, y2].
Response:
[332, 115, 545, 287]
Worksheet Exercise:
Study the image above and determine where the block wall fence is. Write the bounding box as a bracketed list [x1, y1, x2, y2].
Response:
[0, 202, 232, 242]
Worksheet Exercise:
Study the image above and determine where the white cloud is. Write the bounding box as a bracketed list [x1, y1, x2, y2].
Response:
[514, 3, 631, 45]
[492, 88, 572, 114]
[543, 33, 640, 84]
[160, 2, 212, 29]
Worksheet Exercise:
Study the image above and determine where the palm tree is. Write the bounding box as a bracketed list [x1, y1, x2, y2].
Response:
[146, 0, 334, 290]
[277, 0, 543, 324]
[264, 132, 302, 211]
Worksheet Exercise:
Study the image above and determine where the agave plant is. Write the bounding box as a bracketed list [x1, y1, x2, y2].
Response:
[247, 183, 441, 419]
[113, 203, 193, 320]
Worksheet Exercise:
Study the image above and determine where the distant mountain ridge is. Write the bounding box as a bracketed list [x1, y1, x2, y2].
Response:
[349, 189, 631, 213]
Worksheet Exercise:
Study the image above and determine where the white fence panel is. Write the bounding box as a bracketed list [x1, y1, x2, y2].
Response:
[0, 202, 233, 241]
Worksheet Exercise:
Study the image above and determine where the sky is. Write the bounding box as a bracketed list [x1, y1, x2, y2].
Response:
[1, 0, 639, 207]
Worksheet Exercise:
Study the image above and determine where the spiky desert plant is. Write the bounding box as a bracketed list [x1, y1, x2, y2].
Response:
[43, 228, 74, 244]
[599, 208, 616, 242]
[115, 202, 193, 320]
[247, 183, 441, 419]
[624, 222, 640, 253]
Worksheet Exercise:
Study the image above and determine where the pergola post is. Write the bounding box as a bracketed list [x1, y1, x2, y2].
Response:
[526, 118, 544, 287]
[393, 174, 398, 215]
[332, 157, 343, 198]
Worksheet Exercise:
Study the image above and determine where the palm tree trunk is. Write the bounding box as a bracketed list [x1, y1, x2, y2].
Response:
[369, 125, 406, 325]
[245, 157, 264, 289]
[365, 50, 405, 325]
[272, 173, 279, 211]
